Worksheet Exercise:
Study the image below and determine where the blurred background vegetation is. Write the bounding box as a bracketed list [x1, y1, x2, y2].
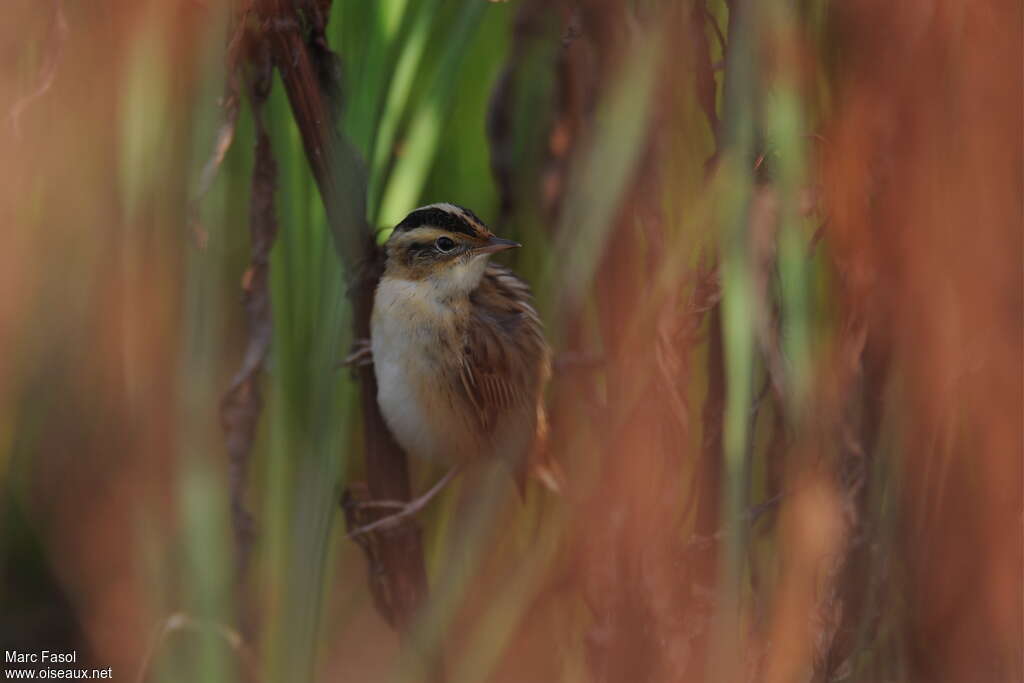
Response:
[0, 1, 1020, 682]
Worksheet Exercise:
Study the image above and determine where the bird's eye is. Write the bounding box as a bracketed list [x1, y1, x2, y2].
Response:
[436, 236, 456, 253]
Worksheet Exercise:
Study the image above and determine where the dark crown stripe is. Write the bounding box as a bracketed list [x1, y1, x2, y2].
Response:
[393, 206, 485, 237]
[457, 205, 485, 227]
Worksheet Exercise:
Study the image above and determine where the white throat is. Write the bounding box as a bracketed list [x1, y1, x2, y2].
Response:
[428, 253, 489, 299]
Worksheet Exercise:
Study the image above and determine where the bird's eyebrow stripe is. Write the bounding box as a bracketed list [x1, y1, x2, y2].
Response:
[393, 206, 483, 237]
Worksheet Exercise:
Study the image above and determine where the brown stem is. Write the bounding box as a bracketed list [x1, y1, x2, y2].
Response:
[253, 0, 430, 641]
[823, 335, 890, 677]
[692, 0, 720, 157]
[690, 0, 728, 657]
[221, 38, 277, 587]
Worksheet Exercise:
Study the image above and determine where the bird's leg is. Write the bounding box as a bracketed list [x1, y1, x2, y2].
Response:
[347, 465, 463, 538]
[341, 337, 373, 369]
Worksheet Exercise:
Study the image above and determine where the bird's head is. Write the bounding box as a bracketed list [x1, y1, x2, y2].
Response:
[383, 203, 520, 294]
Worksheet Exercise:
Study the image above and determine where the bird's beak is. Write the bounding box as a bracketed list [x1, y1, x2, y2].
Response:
[473, 236, 521, 255]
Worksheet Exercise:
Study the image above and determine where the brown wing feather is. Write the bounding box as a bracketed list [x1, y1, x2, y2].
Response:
[458, 262, 548, 434]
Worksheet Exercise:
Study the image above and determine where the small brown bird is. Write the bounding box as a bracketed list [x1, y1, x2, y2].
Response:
[355, 203, 552, 530]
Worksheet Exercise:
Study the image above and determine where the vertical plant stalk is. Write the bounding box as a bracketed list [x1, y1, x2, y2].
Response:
[486, 0, 564, 227]
[708, 0, 758, 677]
[693, 3, 725, 534]
[253, 0, 431, 639]
[824, 335, 889, 677]
[692, 2, 726, 676]
[221, 40, 278, 585]
[692, 0, 720, 159]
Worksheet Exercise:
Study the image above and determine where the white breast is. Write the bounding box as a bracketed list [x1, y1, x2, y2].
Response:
[371, 278, 451, 461]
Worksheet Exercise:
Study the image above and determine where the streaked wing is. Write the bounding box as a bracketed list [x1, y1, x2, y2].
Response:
[458, 263, 548, 433]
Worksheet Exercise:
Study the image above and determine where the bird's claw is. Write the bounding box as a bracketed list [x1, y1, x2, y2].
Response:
[345, 467, 462, 538]
[342, 338, 373, 369]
